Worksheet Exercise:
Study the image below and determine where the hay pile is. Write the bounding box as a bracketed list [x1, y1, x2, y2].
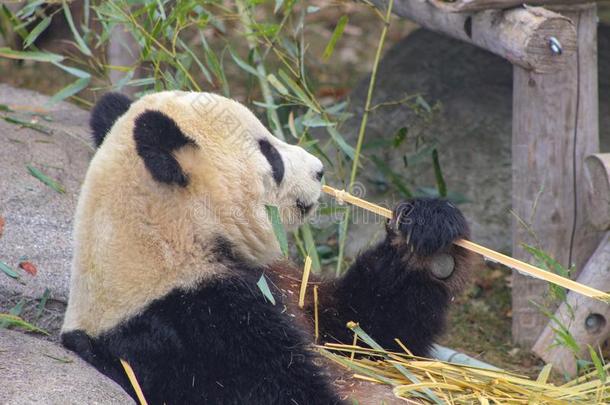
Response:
[321, 340, 610, 404]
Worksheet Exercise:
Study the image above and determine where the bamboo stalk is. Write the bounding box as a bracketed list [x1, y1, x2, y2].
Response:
[120, 359, 148, 405]
[321, 185, 610, 302]
[335, 0, 394, 276]
[298, 256, 312, 309]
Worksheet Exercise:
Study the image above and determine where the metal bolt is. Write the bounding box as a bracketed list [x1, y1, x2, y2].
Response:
[549, 37, 563, 55]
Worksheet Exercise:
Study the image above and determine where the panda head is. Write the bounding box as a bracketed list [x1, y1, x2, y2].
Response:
[86, 91, 323, 266]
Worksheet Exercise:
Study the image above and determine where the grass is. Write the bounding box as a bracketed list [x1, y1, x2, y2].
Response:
[442, 263, 546, 379]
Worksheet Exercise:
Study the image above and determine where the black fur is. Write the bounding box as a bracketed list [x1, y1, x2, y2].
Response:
[133, 110, 194, 187]
[393, 198, 469, 257]
[90, 93, 132, 147]
[62, 268, 341, 405]
[259, 140, 285, 185]
[314, 198, 470, 356]
[61, 199, 471, 404]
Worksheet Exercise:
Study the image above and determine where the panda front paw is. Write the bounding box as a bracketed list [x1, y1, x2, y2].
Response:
[389, 198, 469, 257]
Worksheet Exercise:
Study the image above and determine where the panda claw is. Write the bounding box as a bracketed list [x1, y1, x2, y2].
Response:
[390, 198, 469, 257]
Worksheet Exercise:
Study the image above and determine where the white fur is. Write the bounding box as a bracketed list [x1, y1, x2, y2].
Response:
[62, 91, 323, 336]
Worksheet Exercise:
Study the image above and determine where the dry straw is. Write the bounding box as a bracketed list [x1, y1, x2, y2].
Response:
[120, 359, 149, 405]
[320, 342, 610, 404]
[322, 185, 610, 302]
[298, 256, 312, 308]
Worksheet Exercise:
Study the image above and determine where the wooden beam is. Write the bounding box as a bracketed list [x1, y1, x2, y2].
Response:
[532, 153, 610, 375]
[584, 154, 610, 231]
[532, 233, 610, 376]
[429, 0, 598, 13]
[511, 4, 600, 348]
[374, 1, 576, 73]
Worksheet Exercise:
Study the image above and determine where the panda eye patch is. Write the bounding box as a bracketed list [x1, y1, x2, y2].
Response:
[259, 139, 284, 185]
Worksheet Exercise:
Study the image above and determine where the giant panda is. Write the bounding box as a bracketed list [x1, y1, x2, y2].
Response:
[60, 90, 474, 405]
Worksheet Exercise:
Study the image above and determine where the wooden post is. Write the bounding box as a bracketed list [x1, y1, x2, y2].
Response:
[373, 1, 577, 73]
[533, 154, 610, 375]
[511, 3, 600, 348]
[584, 154, 610, 231]
[532, 234, 610, 375]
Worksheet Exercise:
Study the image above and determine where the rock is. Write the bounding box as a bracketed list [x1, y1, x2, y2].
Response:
[0, 84, 93, 313]
[336, 27, 610, 257]
[0, 329, 134, 404]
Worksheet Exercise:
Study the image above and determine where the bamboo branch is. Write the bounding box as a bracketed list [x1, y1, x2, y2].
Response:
[322, 185, 610, 302]
[335, 0, 394, 276]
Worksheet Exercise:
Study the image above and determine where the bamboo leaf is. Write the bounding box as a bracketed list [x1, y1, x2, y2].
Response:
[431, 148, 447, 198]
[51, 62, 91, 79]
[23, 16, 51, 49]
[267, 73, 289, 96]
[2, 116, 52, 135]
[0, 314, 49, 335]
[43, 353, 73, 363]
[257, 274, 276, 305]
[326, 126, 355, 160]
[36, 288, 51, 319]
[62, 0, 92, 56]
[229, 48, 260, 77]
[274, 0, 285, 13]
[0, 260, 19, 279]
[265, 205, 288, 257]
[27, 165, 66, 194]
[178, 38, 212, 84]
[302, 112, 334, 128]
[300, 224, 321, 273]
[323, 15, 348, 60]
[393, 127, 407, 148]
[587, 345, 607, 383]
[347, 322, 444, 404]
[277, 69, 318, 113]
[47, 77, 90, 105]
[16, 0, 45, 19]
[0, 47, 63, 63]
[0, 104, 13, 112]
[0, 299, 25, 328]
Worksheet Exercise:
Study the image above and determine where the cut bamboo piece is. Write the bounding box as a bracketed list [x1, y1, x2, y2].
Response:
[321, 185, 610, 302]
[120, 359, 149, 405]
[298, 256, 312, 309]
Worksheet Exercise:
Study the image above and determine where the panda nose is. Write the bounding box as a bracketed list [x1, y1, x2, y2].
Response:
[314, 169, 324, 182]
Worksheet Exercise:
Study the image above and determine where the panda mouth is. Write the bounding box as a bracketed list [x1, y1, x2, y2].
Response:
[296, 199, 314, 216]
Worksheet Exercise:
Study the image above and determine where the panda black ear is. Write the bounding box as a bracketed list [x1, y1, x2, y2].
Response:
[90, 92, 132, 148]
[133, 110, 194, 187]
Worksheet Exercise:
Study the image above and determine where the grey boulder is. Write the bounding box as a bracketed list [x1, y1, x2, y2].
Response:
[0, 329, 133, 404]
[0, 84, 93, 310]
